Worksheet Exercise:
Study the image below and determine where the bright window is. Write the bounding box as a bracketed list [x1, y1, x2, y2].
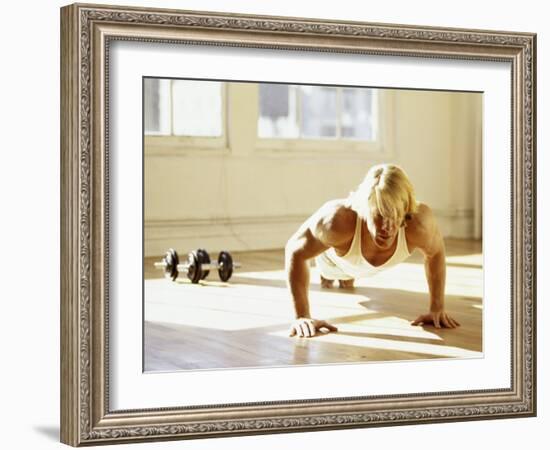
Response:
[258, 84, 378, 141]
[144, 78, 223, 137]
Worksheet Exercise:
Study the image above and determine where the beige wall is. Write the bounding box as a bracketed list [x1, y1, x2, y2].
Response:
[144, 83, 482, 257]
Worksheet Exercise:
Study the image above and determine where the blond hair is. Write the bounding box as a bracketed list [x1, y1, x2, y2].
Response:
[349, 164, 418, 224]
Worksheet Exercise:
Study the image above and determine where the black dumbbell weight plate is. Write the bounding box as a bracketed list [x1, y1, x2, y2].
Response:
[186, 251, 203, 284]
[218, 251, 234, 282]
[164, 248, 179, 281]
[196, 248, 211, 280]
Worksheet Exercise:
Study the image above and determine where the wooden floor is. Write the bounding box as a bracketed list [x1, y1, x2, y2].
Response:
[144, 239, 483, 372]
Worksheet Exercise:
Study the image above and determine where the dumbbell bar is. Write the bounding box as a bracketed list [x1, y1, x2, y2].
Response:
[154, 248, 241, 284]
[181, 249, 242, 283]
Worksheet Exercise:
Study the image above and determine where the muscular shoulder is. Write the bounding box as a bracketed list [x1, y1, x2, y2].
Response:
[407, 203, 436, 234]
[405, 203, 442, 255]
[310, 200, 356, 247]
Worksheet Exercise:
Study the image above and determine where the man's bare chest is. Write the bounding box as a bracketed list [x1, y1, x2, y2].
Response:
[333, 231, 398, 267]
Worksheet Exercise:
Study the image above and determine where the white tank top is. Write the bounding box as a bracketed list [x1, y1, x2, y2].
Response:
[325, 213, 411, 279]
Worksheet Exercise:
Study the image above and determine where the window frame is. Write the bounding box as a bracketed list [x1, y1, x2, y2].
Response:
[143, 79, 394, 159]
[255, 88, 395, 157]
[144, 79, 228, 156]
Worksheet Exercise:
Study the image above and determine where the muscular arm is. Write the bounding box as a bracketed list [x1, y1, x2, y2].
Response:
[285, 202, 352, 336]
[285, 227, 327, 319]
[419, 209, 446, 313]
[409, 204, 460, 329]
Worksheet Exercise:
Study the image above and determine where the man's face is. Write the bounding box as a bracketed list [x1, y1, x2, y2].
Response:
[367, 212, 399, 250]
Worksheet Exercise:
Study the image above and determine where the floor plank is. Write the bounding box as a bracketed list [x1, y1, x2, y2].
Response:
[144, 239, 483, 372]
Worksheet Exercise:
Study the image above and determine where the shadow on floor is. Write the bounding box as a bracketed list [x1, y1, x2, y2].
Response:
[144, 288, 482, 373]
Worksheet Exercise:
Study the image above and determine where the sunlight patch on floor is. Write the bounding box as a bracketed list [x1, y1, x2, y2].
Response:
[446, 253, 483, 267]
[331, 316, 444, 341]
[351, 263, 483, 298]
[360, 316, 440, 335]
[235, 270, 287, 281]
[235, 259, 483, 298]
[144, 278, 376, 331]
[270, 321, 482, 359]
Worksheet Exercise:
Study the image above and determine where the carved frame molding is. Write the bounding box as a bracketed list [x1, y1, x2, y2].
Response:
[61, 3, 536, 446]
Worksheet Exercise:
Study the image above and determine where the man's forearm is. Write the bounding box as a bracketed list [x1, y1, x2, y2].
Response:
[285, 251, 311, 319]
[424, 251, 446, 311]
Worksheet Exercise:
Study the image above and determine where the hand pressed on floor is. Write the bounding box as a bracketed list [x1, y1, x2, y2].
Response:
[289, 317, 338, 338]
[411, 311, 460, 329]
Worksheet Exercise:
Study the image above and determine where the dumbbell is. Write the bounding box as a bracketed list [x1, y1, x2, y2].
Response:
[154, 248, 241, 283]
[178, 250, 242, 283]
[153, 248, 210, 282]
[153, 248, 180, 281]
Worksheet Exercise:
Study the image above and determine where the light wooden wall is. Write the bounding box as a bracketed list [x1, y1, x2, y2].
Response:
[144, 84, 482, 256]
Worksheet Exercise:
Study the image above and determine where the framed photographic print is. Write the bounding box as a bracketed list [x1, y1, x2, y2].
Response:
[60, 3, 536, 446]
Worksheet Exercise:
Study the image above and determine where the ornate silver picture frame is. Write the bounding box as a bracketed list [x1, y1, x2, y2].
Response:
[60, 3, 536, 446]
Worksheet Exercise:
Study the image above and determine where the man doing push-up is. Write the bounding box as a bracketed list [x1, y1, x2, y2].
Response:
[285, 163, 460, 338]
